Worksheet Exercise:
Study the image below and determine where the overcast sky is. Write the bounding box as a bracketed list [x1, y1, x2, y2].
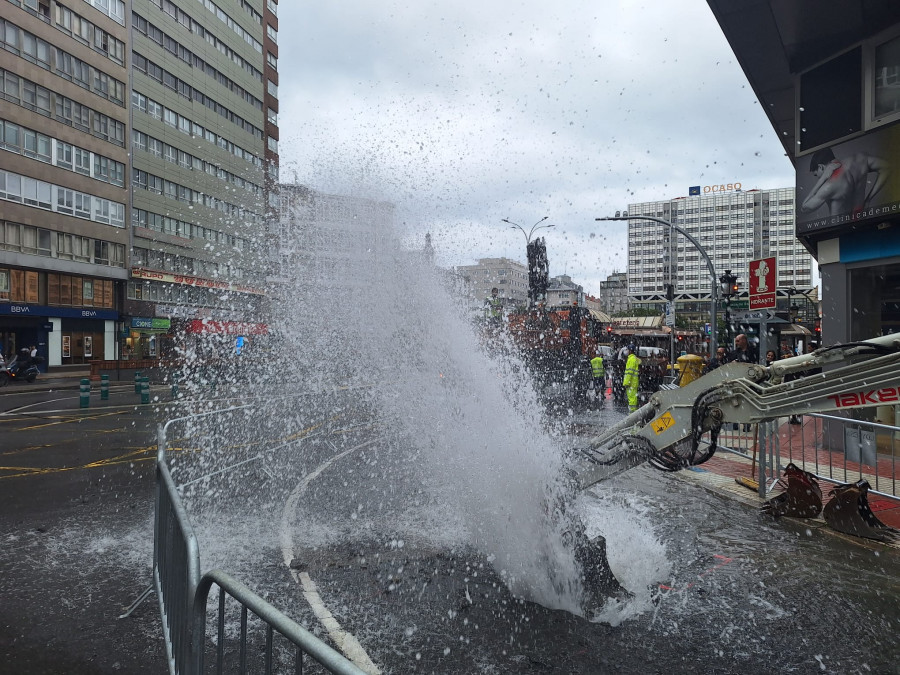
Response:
[276, 1, 796, 294]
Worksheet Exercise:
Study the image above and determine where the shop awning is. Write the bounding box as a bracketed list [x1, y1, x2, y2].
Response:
[588, 309, 613, 323]
[780, 323, 813, 336]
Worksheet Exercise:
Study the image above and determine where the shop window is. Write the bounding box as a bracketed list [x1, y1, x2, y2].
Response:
[0, 269, 8, 299]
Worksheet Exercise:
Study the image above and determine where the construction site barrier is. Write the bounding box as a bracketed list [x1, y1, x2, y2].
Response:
[149, 404, 368, 675]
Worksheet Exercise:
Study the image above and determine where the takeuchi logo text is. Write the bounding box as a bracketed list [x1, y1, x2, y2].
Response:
[828, 387, 900, 408]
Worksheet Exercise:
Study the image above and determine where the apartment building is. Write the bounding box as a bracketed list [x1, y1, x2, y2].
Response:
[456, 257, 529, 310]
[627, 187, 816, 324]
[126, 0, 276, 359]
[0, 0, 277, 367]
[1, 0, 130, 366]
[592, 271, 629, 315]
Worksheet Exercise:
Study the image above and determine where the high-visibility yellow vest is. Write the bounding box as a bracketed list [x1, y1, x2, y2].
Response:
[590, 356, 605, 378]
[623, 353, 641, 387]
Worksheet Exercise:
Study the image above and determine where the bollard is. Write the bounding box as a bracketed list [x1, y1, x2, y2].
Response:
[100, 374, 109, 401]
[79, 378, 90, 408]
[141, 376, 150, 404]
[134, 370, 142, 394]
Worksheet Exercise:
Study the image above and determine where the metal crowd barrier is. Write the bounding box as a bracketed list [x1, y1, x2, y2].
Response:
[148, 406, 368, 675]
[715, 414, 900, 500]
[194, 570, 365, 674]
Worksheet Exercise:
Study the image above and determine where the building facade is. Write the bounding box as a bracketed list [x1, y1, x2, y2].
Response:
[546, 274, 585, 307]
[708, 1, 900, 346]
[626, 187, 816, 326]
[1, 0, 130, 366]
[126, 0, 275, 359]
[276, 183, 394, 291]
[592, 271, 629, 315]
[456, 257, 528, 310]
[0, 0, 276, 367]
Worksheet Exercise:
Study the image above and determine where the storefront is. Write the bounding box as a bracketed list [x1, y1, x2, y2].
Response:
[123, 316, 174, 360]
[185, 319, 269, 358]
[0, 303, 118, 367]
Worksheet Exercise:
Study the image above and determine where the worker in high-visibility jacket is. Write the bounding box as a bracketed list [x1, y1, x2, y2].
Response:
[622, 343, 642, 413]
[589, 351, 607, 401]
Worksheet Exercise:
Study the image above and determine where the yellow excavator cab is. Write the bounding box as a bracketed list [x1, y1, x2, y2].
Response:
[676, 354, 705, 386]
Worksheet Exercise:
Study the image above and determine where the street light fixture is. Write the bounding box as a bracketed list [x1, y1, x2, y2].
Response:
[502, 216, 555, 244]
[597, 214, 720, 358]
[503, 217, 554, 308]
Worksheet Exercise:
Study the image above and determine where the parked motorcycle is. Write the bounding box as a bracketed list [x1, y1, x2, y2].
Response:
[0, 355, 39, 386]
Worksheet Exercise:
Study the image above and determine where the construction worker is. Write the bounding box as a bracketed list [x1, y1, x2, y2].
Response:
[590, 349, 606, 401]
[622, 343, 641, 413]
[485, 287, 502, 323]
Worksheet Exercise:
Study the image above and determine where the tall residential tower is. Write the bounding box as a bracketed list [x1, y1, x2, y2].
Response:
[0, 0, 277, 366]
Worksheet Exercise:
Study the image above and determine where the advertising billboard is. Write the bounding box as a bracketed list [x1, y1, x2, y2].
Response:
[796, 121, 900, 235]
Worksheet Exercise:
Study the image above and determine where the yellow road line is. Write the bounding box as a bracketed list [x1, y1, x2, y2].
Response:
[16, 411, 122, 431]
[0, 445, 157, 480]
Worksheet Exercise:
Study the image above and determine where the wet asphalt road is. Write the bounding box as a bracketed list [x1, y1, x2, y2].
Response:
[0, 382, 171, 674]
[2, 385, 899, 674]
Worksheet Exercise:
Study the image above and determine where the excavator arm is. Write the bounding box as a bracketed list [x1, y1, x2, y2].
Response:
[575, 333, 900, 490]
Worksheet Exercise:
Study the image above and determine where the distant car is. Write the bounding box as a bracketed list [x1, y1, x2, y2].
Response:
[595, 345, 614, 359]
[637, 346, 663, 360]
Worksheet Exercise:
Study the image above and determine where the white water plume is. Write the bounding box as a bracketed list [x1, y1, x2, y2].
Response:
[275, 193, 584, 612]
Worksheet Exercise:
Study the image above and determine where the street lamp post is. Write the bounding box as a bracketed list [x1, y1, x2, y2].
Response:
[502, 216, 554, 245]
[597, 214, 719, 358]
[719, 269, 738, 344]
[503, 217, 555, 308]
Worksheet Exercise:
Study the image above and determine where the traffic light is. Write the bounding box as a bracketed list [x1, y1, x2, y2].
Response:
[719, 270, 739, 298]
[665, 284, 675, 301]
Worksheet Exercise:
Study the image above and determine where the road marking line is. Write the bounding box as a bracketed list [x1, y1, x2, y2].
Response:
[279, 439, 380, 674]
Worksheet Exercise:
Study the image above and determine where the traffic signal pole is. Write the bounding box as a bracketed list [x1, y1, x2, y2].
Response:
[597, 215, 719, 358]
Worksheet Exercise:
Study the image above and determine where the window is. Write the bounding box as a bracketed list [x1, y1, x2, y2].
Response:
[74, 147, 91, 175]
[37, 228, 50, 253]
[267, 107, 277, 124]
[267, 24, 277, 42]
[56, 188, 74, 214]
[267, 51, 277, 69]
[799, 47, 862, 150]
[74, 193, 91, 219]
[94, 240, 108, 264]
[83, 279, 93, 300]
[3, 121, 20, 150]
[267, 80, 277, 98]
[875, 35, 900, 119]
[1, 71, 20, 103]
